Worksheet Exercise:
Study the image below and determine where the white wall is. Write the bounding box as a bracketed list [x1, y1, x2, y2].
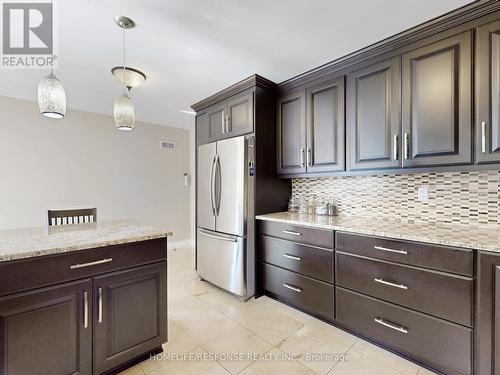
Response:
[0, 95, 192, 242]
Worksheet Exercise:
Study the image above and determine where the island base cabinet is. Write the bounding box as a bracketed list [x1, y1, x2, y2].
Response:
[93, 262, 167, 375]
[0, 279, 93, 375]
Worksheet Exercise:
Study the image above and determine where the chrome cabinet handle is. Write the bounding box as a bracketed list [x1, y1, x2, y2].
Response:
[374, 246, 408, 255]
[282, 283, 302, 293]
[299, 148, 305, 167]
[83, 291, 89, 328]
[481, 121, 487, 154]
[374, 318, 408, 334]
[403, 133, 409, 159]
[70, 258, 113, 269]
[374, 278, 408, 290]
[283, 253, 302, 261]
[393, 134, 398, 160]
[306, 147, 312, 167]
[98, 287, 103, 324]
[283, 230, 302, 236]
[221, 111, 225, 134]
[225, 116, 230, 134]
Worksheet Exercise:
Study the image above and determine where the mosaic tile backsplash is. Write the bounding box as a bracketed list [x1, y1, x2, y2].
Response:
[292, 170, 500, 226]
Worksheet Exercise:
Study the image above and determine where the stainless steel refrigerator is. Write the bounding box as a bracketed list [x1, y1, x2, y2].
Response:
[196, 135, 255, 299]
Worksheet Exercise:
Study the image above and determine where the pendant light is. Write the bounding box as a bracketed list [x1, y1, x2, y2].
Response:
[38, 0, 66, 119]
[38, 69, 67, 119]
[113, 16, 145, 131]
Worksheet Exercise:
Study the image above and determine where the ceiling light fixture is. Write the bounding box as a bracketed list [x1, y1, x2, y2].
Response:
[111, 66, 146, 91]
[113, 16, 145, 131]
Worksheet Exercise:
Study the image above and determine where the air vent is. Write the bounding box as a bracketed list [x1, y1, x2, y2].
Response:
[161, 141, 176, 150]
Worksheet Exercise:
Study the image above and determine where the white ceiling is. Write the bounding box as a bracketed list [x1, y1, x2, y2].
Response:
[0, 0, 473, 130]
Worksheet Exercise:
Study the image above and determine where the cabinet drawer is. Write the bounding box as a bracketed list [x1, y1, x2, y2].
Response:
[0, 238, 168, 297]
[336, 232, 473, 276]
[260, 236, 333, 283]
[336, 287, 472, 375]
[263, 263, 334, 319]
[336, 252, 473, 326]
[259, 220, 334, 249]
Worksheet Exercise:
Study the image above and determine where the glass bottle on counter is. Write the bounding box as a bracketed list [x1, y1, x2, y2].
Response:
[307, 197, 316, 215]
[298, 196, 308, 214]
[315, 197, 327, 215]
[288, 196, 299, 213]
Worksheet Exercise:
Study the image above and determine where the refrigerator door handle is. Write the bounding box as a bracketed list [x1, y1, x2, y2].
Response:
[209, 155, 216, 216]
[215, 154, 222, 216]
[199, 229, 238, 243]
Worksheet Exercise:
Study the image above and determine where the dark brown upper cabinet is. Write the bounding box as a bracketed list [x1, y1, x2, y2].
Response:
[206, 103, 227, 144]
[306, 77, 345, 173]
[402, 31, 472, 167]
[0, 279, 92, 375]
[277, 91, 307, 174]
[476, 20, 500, 164]
[199, 92, 254, 145]
[196, 112, 209, 146]
[347, 57, 401, 170]
[226, 92, 254, 138]
[93, 263, 167, 375]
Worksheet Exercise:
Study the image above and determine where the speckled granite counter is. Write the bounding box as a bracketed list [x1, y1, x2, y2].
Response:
[256, 212, 500, 253]
[0, 219, 172, 262]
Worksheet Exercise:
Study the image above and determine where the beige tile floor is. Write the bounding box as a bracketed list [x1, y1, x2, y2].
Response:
[119, 247, 438, 375]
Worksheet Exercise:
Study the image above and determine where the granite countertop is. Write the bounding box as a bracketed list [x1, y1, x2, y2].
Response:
[0, 219, 172, 263]
[256, 212, 500, 253]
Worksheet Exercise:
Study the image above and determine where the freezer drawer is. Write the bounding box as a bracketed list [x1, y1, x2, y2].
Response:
[197, 228, 246, 296]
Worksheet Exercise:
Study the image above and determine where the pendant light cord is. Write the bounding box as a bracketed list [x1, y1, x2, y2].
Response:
[50, 0, 54, 75]
[123, 27, 126, 95]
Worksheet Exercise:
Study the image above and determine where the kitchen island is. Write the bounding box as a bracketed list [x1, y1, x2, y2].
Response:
[0, 220, 170, 375]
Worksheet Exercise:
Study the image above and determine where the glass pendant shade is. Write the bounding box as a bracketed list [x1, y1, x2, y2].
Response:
[114, 93, 135, 131]
[37, 73, 66, 119]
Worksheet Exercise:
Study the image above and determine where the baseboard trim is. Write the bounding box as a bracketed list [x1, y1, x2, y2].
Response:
[168, 239, 194, 250]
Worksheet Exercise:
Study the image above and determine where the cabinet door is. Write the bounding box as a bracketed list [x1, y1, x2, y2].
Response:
[196, 112, 209, 146]
[476, 252, 500, 375]
[277, 91, 307, 175]
[306, 77, 345, 173]
[93, 262, 167, 375]
[226, 92, 254, 138]
[402, 31, 472, 167]
[347, 57, 401, 170]
[0, 280, 92, 375]
[476, 20, 500, 164]
[207, 103, 227, 143]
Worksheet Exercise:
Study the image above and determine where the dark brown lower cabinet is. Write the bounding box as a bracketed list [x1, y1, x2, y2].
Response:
[263, 263, 334, 320]
[476, 251, 500, 375]
[93, 263, 167, 374]
[0, 279, 92, 375]
[337, 287, 472, 375]
[335, 251, 473, 326]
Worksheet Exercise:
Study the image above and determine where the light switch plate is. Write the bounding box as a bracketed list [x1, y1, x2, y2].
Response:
[417, 186, 429, 203]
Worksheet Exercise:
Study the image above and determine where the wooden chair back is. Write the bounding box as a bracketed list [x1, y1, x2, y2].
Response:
[48, 208, 97, 226]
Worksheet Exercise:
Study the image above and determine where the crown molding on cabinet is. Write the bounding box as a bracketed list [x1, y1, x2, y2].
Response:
[191, 74, 276, 113]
